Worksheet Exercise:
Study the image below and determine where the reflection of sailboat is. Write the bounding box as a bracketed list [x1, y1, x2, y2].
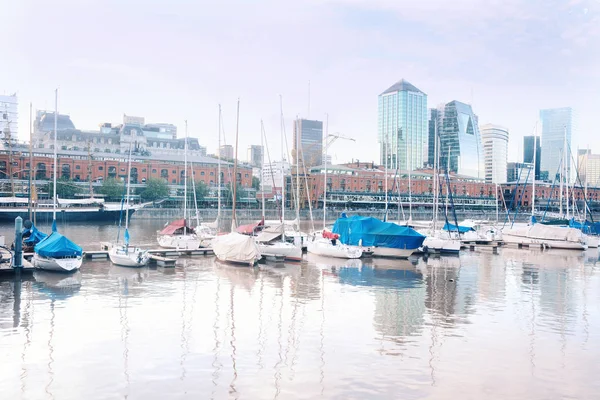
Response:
[34, 270, 82, 299]
[306, 252, 362, 269]
[213, 260, 259, 291]
[501, 247, 584, 268]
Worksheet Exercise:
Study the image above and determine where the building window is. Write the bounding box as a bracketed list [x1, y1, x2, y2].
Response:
[98, 166, 104, 171]
[201, 171, 205, 176]
[210, 171, 214, 176]
[152, 169, 157, 174]
[75, 175, 80, 180]
[161, 169, 168, 179]
[108, 166, 117, 178]
[75, 165, 81, 170]
[142, 168, 146, 172]
[172, 170, 176, 174]
[172, 179, 176, 184]
[61, 145, 67, 150]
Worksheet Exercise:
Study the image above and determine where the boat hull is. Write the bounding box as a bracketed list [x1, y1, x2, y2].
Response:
[157, 234, 201, 250]
[307, 238, 362, 259]
[502, 233, 587, 250]
[422, 237, 461, 254]
[32, 254, 82, 272]
[109, 247, 150, 267]
[371, 246, 415, 259]
[0, 208, 134, 222]
[257, 242, 302, 261]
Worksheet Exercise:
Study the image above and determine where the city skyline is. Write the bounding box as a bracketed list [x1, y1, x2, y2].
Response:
[2, 0, 598, 165]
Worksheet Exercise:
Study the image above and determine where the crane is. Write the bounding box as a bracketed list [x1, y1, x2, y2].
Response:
[323, 132, 355, 229]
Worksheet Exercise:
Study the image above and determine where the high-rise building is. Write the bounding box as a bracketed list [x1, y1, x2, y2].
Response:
[427, 108, 438, 168]
[261, 160, 291, 194]
[378, 79, 428, 171]
[578, 150, 600, 186]
[523, 136, 541, 180]
[540, 107, 572, 180]
[247, 145, 264, 168]
[0, 94, 18, 141]
[438, 100, 482, 178]
[480, 124, 509, 183]
[507, 162, 533, 183]
[219, 144, 234, 160]
[292, 119, 323, 167]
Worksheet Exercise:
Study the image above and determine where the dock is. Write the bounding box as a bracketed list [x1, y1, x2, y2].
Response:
[0, 258, 36, 276]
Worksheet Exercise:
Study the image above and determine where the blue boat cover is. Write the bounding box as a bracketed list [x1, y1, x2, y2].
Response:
[23, 224, 48, 245]
[442, 222, 474, 233]
[332, 215, 425, 250]
[569, 218, 600, 235]
[34, 232, 83, 258]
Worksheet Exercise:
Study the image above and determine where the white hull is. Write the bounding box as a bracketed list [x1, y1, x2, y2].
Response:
[257, 242, 302, 261]
[32, 254, 82, 272]
[307, 238, 362, 259]
[502, 225, 587, 251]
[109, 246, 150, 267]
[422, 236, 461, 254]
[371, 246, 415, 259]
[584, 235, 599, 248]
[157, 234, 201, 250]
[502, 233, 587, 250]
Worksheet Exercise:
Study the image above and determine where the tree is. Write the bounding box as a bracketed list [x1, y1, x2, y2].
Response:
[47, 177, 81, 198]
[252, 176, 260, 191]
[140, 178, 170, 201]
[97, 178, 125, 199]
[225, 183, 246, 204]
[195, 180, 209, 201]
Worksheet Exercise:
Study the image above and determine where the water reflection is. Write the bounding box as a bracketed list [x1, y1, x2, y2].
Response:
[0, 247, 599, 399]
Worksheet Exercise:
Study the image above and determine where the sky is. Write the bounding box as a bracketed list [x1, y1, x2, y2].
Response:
[2, 0, 599, 165]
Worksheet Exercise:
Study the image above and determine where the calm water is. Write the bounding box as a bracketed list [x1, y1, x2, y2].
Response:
[1, 219, 600, 399]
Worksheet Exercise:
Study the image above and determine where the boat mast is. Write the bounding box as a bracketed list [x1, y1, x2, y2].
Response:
[260, 120, 266, 219]
[190, 162, 200, 228]
[184, 120, 188, 229]
[323, 113, 328, 230]
[585, 145, 589, 221]
[217, 105, 222, 226]
[28, 102, 33, 221]
[432, 125, 439, 231]
[531, 129, 537, 217]
[295, 118, 300, 225]
[124, 142, 133, 241]
[406, 127, 412, 221]
[280, 96, 286, 240]
[52, 89, 58, 224]
[87, 139, 94, 198]
[565, 126, 570, 219]
[231, 99, 240, 231]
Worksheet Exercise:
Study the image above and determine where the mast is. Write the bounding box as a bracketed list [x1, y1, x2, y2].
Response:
[28, 102, 33, 221]
[406, 127, 412, 221]
[190, 162, 201, 228]
[183, 120, 188, 228]
[384, 128, 388, 220]
[531, 130, 537, 217]
[231, 99, 240, 231]
[559, 144, 564, 216]
[217, 105, 222, 225]
[445, 145, 450, 218]
[52, 89, 58, 223]
[323, 114, 328, 229]
[295, 118, 300, 224]
[432, 125, 439, 231]
[260, 120, 266, 219]
[124, 142, 133, 244]
[4, 102, 15, 197]
[87, 139, 94, 198]
[564, 126, 569, 219]
[585, 145, 589, 221]
[279, 96, 286, 239]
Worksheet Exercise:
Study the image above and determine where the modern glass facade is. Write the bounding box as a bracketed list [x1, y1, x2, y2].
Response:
[540, 107, 572, 180]
[427, 108, 438, 168]
[523, 136, 541, 180]
[293, 119, 323, 167]
[378, 79, 428, 171]
[480, 124, 509, 183]
[438, 101, 482, 178]
[0, 94, 18, 139]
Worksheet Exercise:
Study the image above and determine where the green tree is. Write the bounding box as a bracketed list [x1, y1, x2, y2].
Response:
[97, 178, 125, 199]
[141, 178, 170, 201]
[47, 178, 81, 198]
[195, 180, 209, 201]
[252, 176, 260, 191]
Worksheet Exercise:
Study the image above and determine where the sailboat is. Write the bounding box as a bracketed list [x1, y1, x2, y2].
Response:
[32, 89, 83, 272]
[109, 144, 150, 267]
[254, 120, 302, 261]
[157, 121, 201, 250]
[212, 100, 261, 266]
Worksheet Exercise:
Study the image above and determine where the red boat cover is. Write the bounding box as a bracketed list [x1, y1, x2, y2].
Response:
[236, 220, 264, 235]
[322, 230, 339, 240]
[160, 219, 190, 235]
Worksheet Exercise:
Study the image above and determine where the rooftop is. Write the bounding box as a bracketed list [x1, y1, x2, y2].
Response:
[380, 79, 425, 96]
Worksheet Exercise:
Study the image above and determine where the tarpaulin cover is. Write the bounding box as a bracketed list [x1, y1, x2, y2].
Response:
[569, 218, 600, 235]
[442, 222, 475, 233]
[255, 225, 283, 243]
[160, 219, 193, 235]
[332, 215, 425, 250]
[236, 220, 264, 235]
[34, 232, 83, 258]
[212, 232, 260, 263]
[23, 224, 48, 245]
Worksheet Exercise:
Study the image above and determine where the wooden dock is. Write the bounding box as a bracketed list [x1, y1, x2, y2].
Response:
[0, 258, 36, 276]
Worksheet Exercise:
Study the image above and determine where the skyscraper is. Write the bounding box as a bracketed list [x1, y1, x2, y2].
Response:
[540, 107, 572, 180]
[480, 124, 509, 183]
[292, 119, 323, 167]
[219, 144, 234, 160]
[247, 145, 263, 168]
[438, 100, 482, 178]
[523, 135, 541, 180]
[427, 108, 438, 168]
[378, 79, 428, 171]
[0, 94, 18, 140]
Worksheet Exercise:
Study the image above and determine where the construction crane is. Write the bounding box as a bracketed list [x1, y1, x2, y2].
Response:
[323, 132, 355, 229]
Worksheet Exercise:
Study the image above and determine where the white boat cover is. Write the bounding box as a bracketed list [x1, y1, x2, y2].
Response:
[507, 224, 584, 243]
[57, 197, 105, 206]
[255, 225, 284, 243]
[212, 232, 260, 264]
[0, 196, 30, 204]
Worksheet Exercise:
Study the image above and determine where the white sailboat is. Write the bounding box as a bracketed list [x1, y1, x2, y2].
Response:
[109, 144, 150, 267]
[212, 100, 261, 266]
[254, 120, 302, 262]
[32, 89, 83, 272]
[157, 121, 201, 250]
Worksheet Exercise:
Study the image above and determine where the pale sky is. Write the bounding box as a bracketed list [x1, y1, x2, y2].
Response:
[2, 0, 599, 164]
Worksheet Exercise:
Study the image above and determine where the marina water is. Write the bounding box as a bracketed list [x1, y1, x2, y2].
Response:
[1, 220, 599, 399]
